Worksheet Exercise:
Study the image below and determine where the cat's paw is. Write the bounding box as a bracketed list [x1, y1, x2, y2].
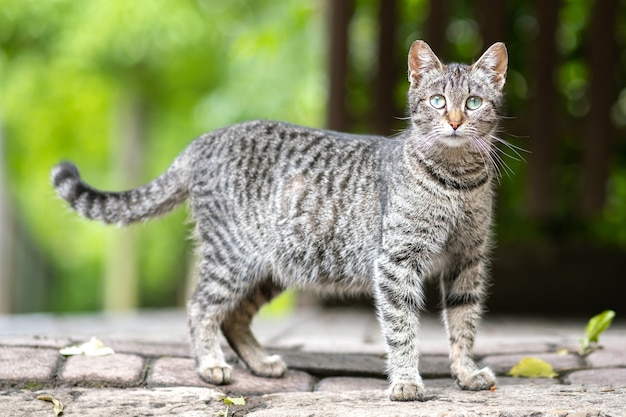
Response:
[389, 381, 426, 401]
[456, 367, 496, 391]
[249, 354, 287, 378]
[197, 362, 233, 385]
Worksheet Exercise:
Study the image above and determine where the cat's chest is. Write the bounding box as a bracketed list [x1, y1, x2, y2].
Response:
[383, 181, 492, 250]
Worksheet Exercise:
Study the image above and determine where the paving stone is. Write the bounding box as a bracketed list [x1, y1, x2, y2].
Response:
[425, 376, 560, 390]
[587, 346, 626, 368]
[419, 355, 451, 378]
[274, 350, 452, 379]
[245, 385, 626, 417]
[277, 350, 385, 377]
[495, 376, 560, 386]
[105, 340, 192, 358]
[215, 366, 315, 397]
[3, 385, 625, 417]
[0, 336, 72, 349]
[568, 368, 626, 385]
[149, 356, 314, 395]
[61, 353, 145, 386]
[1, 387, 225, 417]
[315, 376, 388, 392]
[479, 352, 582, 375]
[148, 357, 208, 387]
[104, 339, 238, 361]
[2, 311, 626, 416]
[473, 342, 553, 357]
[0, 347, 59, 383]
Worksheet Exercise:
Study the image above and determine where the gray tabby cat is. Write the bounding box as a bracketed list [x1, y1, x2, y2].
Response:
[51, 40, 508, 401]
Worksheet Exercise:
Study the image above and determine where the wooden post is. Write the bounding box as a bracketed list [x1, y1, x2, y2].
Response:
[527, 0, 561, 220]
[479, 0, 507, 45]
[326, 0, 354, 131]
[580, 0, 619, 217]
[0, 123, 12, 313]
[372, 0, 398, 136]
[424, 0, 448, 55]
[104, 87, 145, 311]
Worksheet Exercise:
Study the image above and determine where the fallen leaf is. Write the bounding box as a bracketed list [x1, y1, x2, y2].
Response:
[556, 348, 570, 355]
[507, 357, 558, 378]
[60, 337, 114, 357]
[37, 394, 64, 416]
[213, 395, 246, 417]
[223, 396, 245, 406]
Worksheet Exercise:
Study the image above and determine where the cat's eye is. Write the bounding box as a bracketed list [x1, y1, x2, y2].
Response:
[429, 95, 446, 109]
[466, 96, 483, 110]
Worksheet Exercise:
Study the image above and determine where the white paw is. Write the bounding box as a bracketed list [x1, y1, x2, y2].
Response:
[250, 354, 287, 378]
[389, 381, 425, 401]
[456, 367, 496, 391]
[197, 362, 232, 385]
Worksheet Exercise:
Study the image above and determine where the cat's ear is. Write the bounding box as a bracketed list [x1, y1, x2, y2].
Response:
[408, 40, 444, 87]
[472, 42, 508, 91]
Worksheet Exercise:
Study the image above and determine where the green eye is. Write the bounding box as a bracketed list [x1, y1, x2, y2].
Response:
[466, 96, 483, 110]
[429, 95, 446, 109]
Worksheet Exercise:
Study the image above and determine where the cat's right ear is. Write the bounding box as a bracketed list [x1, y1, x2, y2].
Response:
[408, 40, 444, 87]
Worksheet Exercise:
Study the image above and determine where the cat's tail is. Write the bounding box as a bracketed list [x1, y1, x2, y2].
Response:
[51, 156, 189, 226]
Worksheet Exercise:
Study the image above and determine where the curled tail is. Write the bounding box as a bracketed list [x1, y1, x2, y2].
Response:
[51, 157, 189, 225]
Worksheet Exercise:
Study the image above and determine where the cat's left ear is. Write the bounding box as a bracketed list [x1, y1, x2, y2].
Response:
[472, 42, 508, 91]
[408, 40, 444, 88]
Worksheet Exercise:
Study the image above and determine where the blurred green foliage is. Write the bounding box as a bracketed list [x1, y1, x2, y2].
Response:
[2, 0, 626, 313]
[1, 0, 325, 311]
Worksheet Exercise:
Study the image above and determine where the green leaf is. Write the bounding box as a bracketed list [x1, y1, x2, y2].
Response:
[507, 357, 558, 378]
[60, 337, 114, 357]
[584, 310, 616, 344]
[37, 394, 64, 416]
[223, 397, 246, 406]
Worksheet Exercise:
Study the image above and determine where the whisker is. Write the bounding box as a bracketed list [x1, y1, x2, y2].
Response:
[472, 133, 518, 181]
[492, 136, 529, 154]
[490, 149, 515, 178]
[469, 135, 498, 180]
[490, 135, 529, 162]
[498, 131, 528, 140]
[497, 114, 517, 120]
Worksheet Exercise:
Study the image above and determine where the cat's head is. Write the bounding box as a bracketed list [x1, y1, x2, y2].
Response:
[406, 41, 507, 148]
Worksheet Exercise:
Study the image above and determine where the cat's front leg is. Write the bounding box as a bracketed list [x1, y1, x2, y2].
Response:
[440, 256, 496, 391]
[374, 257, 426, 401]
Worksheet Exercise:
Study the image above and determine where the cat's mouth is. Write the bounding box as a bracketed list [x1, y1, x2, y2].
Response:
[439, 133, 470, 148]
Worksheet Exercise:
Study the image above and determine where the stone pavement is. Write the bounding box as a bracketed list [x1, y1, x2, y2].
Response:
[0, 307, 625, 416]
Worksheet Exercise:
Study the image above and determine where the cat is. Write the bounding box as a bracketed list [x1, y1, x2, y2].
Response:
[51, 40, 508, 401]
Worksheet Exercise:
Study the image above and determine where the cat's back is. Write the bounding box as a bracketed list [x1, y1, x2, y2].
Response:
[186, 120, 385, 196]
[194, 119, 383, 161]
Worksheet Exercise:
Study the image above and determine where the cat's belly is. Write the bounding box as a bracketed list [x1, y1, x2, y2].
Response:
[266, 226, 376, 293]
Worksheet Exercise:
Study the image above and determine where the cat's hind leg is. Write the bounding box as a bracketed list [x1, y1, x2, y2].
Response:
[188, 294, 233, 385]
[221, 280, 287, 378]
[188, 255, 247, 385]
[440, 257, 496, 391]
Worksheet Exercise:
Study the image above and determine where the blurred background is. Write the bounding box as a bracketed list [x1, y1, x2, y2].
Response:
[1, 0, 625, 316]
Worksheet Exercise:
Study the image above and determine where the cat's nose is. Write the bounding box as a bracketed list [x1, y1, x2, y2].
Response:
[449, 121, 461, 130]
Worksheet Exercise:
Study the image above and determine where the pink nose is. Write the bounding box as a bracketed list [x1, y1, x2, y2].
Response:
[450, 121, 461, 130]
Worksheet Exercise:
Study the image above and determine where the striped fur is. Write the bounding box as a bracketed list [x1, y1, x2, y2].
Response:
[51, 40, 508, 401]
